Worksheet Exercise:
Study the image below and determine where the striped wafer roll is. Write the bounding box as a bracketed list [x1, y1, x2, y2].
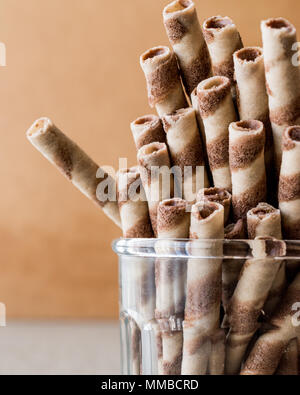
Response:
[225, 237, 285, 375]
[276, 338, 298, 375]
[117, 168, 153, 238]
[140, 46, 188, 117]
[162, 108, 208, 203]
[222, 220, 246, 316]
[247, 202, 286, 318]
[242, 272, 300, 375]
[225, 219, 245, 240]
[156, 198, 190, 375]
[117, 168, 155, 375]
[191, 88, 211, 180]
[197, 187, 232, 225]
[128, 318, 141, 375]
[279, 126, 300, 239]
[157, 198, 190, 239]
[234, 47, 274, 185]
[264, 263, 287, 318]
[247, 203, 282, 240]
[229, 120, 267, 220]
[209, 329, 226, 375]
[182, 202, 224, 375]
[26, 117, 121, 228]
[203, 16, 243, 96]
[130, 115, 166, 150]
[163, 0, 212, 95]
[137, 142, 173, 235]
[191, 88, 203, 131]
[247, 203, 286, 317]
[261, 18, 300, 170]
[197, 76, 237, 192]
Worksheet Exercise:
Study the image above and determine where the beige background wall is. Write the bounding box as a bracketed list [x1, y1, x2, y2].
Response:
[1, 0, 299, 318]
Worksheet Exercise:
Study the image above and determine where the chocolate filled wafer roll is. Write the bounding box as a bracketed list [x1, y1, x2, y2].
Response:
[247, 202, 286, 318]
[222, 220, 246, 317]
[128, 318, 141, 375]
[117, 168, 155, 375]
[247, 203, 282, 240]
[225, 237, 285, 375]
[279, 126, 300, 239]
[191, 88, 211, 181]
[27, 117, 121, 228]
[191, 88, 203, 131]
[276, 338, 298, 375]
[131, 115, 166, 150]
[209, 329, 226, 375]
[242, 272, 300, 375]
[225, 219, 245, 240]
[261, 18, 300, 170]
[117, 168, 154, 238]
[182, 202, 224, 375]
[247, 203, 286, 317]
[229, 120, 267, 220]
[157, 198, 190, 239]
[162, 108, 209, 203]
[140, 46, 188, 117]
[264, 263, 287, 318]
[137, 142, 173, 235]
[156, 198, 190, 375]
[234, 47, 274, 188]
[197, 187, 232, 225]
[197, 76, 237, 192]
[163, 0, 212, 95]
[203, 16, 243, 96]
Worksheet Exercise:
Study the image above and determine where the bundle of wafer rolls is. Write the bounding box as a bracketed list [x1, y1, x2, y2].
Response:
[27, 0, 300, 375]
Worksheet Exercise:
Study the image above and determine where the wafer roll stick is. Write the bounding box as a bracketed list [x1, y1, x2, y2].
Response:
[229, 120, 267, 220]
[118, 168, 154, 238]
[118, 168, 155, 375]
[247, 203, 286, 318]
[182, 202, 224, 375]
[27, 118, 121, 228]
[156, 198, 190, 375]
[225, 237, 285, 375]
[140, 46, 188, 117]
[191, 88, 211, 181]
[233, 47, 274, 183]
[222, 220, 246, 315]
[264, 263, 287, 318]
[197, 76, 237, 192]
[209, 329, 226, 375]
[137, 142, 173, 235]
[203, 16, 243, 96]
[131, 115, 166, 150]
[163, 0, 212, 95]
[162, 108, 209, 203]
[197, 187, 232, 225]
[241, 272, 300, 375]
[279, 126, 300, 239]
[261, 18, 300, 170]
[191, 88, 203, 132]
[247, 203, 282, 240]
[128, 317, 141, 375]
[276, 338, 298, 375]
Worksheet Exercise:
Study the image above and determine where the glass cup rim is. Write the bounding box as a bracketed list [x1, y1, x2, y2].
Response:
[112, 238, 300, 260]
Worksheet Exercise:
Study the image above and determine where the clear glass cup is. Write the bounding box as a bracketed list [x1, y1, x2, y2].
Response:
[112, 238, 300, 375]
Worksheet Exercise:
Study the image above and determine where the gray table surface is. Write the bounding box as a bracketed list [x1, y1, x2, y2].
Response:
[0, 321, 120, 375]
